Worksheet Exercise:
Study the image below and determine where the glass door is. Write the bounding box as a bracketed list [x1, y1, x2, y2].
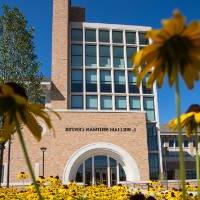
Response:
[95, 168, 107, 185]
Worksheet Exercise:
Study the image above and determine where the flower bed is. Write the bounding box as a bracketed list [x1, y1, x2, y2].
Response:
[0, 178, 198, 200]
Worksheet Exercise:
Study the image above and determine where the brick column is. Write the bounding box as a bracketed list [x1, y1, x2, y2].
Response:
[51, 0, 70, 109]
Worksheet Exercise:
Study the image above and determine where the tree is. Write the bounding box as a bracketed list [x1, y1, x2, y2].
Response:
[0, 5, 43, 185]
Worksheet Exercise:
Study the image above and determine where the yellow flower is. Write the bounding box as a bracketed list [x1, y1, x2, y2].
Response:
[16, 171, 29, 180]
[133, 10, 200, 89]
[168, 104, 200, 136]
[0, 82, 60, 141]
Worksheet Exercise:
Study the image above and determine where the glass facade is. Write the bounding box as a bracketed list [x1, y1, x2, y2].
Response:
[70, 26, 159, 180]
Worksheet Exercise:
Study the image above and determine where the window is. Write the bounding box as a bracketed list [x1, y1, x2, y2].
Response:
[139, 32, 149, 45]
[184, 140, 189, 148]
[100, 70, 112, 93]
[143, 97, 155, 121]
[142, 74, 153, 94]
[99, 30, 110, 43]
[71, 70, 83, 92]
[85, 45, 96, 66]
[86, 70, 97, 92]
[129, 96, 140, 110]
[75, 164, 83, 182]
[112, 31, 123, 43]
[169, 139, 174, 147]
[0, 164, 4, 183]
[71, 44, 83, 67]
[149, 153, 159, 180]
[115, 96, 126, 110]
[75, 156, 126, 186]
[126, 31, 136, 44]
[71, 29, 83, 41]
[86, 95, 98, 109]
[186, 170, 196, 179]
[128, 71, 139, 93]
[99, 45, 111, 67]
[114, 71, 126, 93]
[101, 96, 112, 110]
[147, 123, 158, 151]
[175, 139, 179, 147]
[85, 29, 96, 42]
[126, 47, 137, 68]
[71, 95, 83, 109]
[113, 46, 124, 68]
[85, 158, 92, 185]
[119, 164, 126, 181]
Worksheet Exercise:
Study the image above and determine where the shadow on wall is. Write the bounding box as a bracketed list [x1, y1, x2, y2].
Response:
[51, 82, 65, 101]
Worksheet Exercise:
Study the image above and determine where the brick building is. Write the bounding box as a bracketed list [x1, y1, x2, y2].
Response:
[1, 0, 162, 186]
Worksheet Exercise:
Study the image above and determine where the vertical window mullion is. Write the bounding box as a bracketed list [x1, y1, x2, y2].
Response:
[83, 27, 86, 110]
[110, 29, 115, 110]
[116, 162, 119, 184]
[92, 156, 95, 185]
[123, 30, 129, 111]
[97, 28, 100, 110]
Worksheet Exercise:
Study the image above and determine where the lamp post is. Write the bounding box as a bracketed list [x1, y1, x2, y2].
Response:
[40, 147, 47, 177]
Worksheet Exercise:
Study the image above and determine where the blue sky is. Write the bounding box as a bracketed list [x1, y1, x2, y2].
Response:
[0, 0, 200, 124]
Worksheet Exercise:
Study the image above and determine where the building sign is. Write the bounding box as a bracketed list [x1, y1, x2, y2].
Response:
[65, 127, 136, 133]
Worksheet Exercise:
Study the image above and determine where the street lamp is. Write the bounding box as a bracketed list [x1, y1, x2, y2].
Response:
[40, 147, 47, 177]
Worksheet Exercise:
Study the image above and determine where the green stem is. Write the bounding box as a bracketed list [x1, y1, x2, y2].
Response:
[175, 76, 186, 199]
[15, 116, 43, 200]
[195, 129, 200, 197]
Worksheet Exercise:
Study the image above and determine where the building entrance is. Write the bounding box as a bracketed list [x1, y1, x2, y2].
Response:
[75, 155, 126, 186]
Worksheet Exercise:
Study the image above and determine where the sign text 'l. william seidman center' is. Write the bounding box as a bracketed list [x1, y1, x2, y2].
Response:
[2, 0, 162, 186]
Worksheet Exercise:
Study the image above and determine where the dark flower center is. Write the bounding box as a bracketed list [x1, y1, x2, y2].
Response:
[5, 82, 28, 100]
[186, 104, 200, 113]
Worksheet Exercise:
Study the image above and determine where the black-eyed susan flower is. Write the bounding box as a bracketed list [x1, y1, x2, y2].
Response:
[168, 104, 200, 136]
[0, 82, 60, 200]
[168, 104, 200, 197]
[133, 10, 200, 89]
[16, 171, 29, 181]
[0, 82, 59, 142]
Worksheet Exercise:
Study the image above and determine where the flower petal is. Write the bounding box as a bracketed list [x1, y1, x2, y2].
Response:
[194, 113, 200, 124]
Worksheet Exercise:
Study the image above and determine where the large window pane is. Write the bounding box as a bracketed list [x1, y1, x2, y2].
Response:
[85, 158, 92, 185]
[85, 45, 96, 66]
[126, 47, 137, 68]
[129, 96, 140, 110]
[126, 31, 136, 44]
[112, 31, 123, 43]
[115, 96, 126, 110]
[100, 70, 111, 93]
[143, 97, 155, 121]
[85, 29, 96, 42]
[139, 32, 149, 45]
[149, 153, 159, 180]
[114, 71, 126, 93]
[86, 95, 98, 109]
[71, 44, 83, 67]
[71, 95, 83, 109]
[99, 45, 111, 67]
[113, 46, 124, 68]
[101, 96, 112, 110]
[86, 70, 97, 92]
[71, 70, 83, 92]
[99, 30, 110, 43]
[147, 123, 158, 151]
[119, 164, 126, 181]
[75, 164, 83, 182]
[71, 29, 83, 41]
[128, 71, 139, 93]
